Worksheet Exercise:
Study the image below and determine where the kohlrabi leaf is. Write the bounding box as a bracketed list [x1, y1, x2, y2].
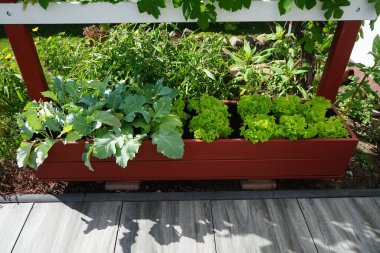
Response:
[91, 111, 122, 127]
[152, 126, 184, 159]
[17, 142, 34, 168]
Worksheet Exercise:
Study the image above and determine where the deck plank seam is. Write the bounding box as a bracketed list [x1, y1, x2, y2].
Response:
[10, 203, 35, 253]
[112, 201, 124, 253]
[296, 199, 320, 253]
[209, 200, 219, 253]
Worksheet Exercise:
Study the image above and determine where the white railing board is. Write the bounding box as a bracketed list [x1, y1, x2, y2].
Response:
[0, 0, 376, 24]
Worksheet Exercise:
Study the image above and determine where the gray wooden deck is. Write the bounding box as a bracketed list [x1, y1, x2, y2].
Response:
[0, 192, 379, 253]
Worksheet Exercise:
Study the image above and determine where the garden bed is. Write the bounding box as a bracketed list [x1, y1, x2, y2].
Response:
[35, 106, 358, 181]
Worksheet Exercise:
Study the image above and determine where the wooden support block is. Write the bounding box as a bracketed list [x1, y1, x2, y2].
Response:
[241, 180, 277, 190]
[105, 180, 140, 191]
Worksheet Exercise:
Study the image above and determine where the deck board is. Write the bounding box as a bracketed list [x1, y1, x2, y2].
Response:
[12, 201, 122, 253]
[2, 194, 380, 253]
[211, 199, 317, 253]
[115, 201, 215, 253]
[298, 197, 380, 253]
[0, 203, 33, 253]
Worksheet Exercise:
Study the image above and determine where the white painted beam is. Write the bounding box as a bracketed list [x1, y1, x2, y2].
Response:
[0, 0, 376, 24]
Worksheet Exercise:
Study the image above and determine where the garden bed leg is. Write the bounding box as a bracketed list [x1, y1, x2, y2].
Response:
[4, 24, 48, 101]
[241, 180, 277, 190]
[105, 180, 141, 191]
[317, 21, 362, 101]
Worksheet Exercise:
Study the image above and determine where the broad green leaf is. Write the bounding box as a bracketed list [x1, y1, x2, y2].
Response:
[82, 148, 94, 171]
[19, 121, 34, 141]
[79, 95, 97, 106]
[65, 131, 82, 142]
[33, 138, 58, 168]
[38, 0, 49, 9]
[137, 0, 166, 19]
[45, 118, 61, 132]
[17, 142, 34, 168]
[158, 86, 173, 96]
[115, 135, 142, 168]
[91, 111, 122, 127]
[60, 124, 73, 137]
[26, 114, 42, 131]
[92, 132, 118, 159]
[105, 83, 124, 109]
[159, 114, 183, 129]
[88, 101, 106, 115]
[132, 118, 151, 133]
[278, 0, 292, 15]
[66, 114, 93, 136]
[152, 97, 172, 121]
[294, 0, 305, 9]
[63, 80, 79, 98]
[305, 0, 317, 9]
[152, 127, 184, 159]
[42, 91, 58, 101]
[120, 94, 147, 122]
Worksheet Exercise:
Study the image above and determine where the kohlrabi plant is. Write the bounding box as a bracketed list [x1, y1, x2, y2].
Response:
[17, 77, 185, 170]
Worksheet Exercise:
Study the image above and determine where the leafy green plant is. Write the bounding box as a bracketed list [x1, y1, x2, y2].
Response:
[16, 77, 185, 170]
[237, 95, 349, 142]
[240, 114, 277, 143]
[172, 98, 190, 125]
[188, 95, 232, 142]
[302, 96, 331, 123]
[315, 116, 350, 138]
[354, 149, 374, 170]
[337, 35, 380, 125]
[269, 57, 311, 99]
[37, 24, 231, 99]
[272, 95, 302, 116]
[0, 48, 28, 115]
[237, 94, 272, 120]
[277, 115, 307, 140]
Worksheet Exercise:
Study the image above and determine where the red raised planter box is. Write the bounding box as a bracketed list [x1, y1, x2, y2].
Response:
[35, 107, 358, 181]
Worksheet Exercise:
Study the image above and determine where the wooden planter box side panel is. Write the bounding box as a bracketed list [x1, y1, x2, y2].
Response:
[37, 136, 358, 181]
[37, 159, 351, 181]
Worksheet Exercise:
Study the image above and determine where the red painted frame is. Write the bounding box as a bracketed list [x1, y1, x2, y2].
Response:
[1, 1, 361, 180]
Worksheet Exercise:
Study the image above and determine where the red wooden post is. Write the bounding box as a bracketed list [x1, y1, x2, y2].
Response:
[4, 25, 49, 101]
[317, 21, 362, 101]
